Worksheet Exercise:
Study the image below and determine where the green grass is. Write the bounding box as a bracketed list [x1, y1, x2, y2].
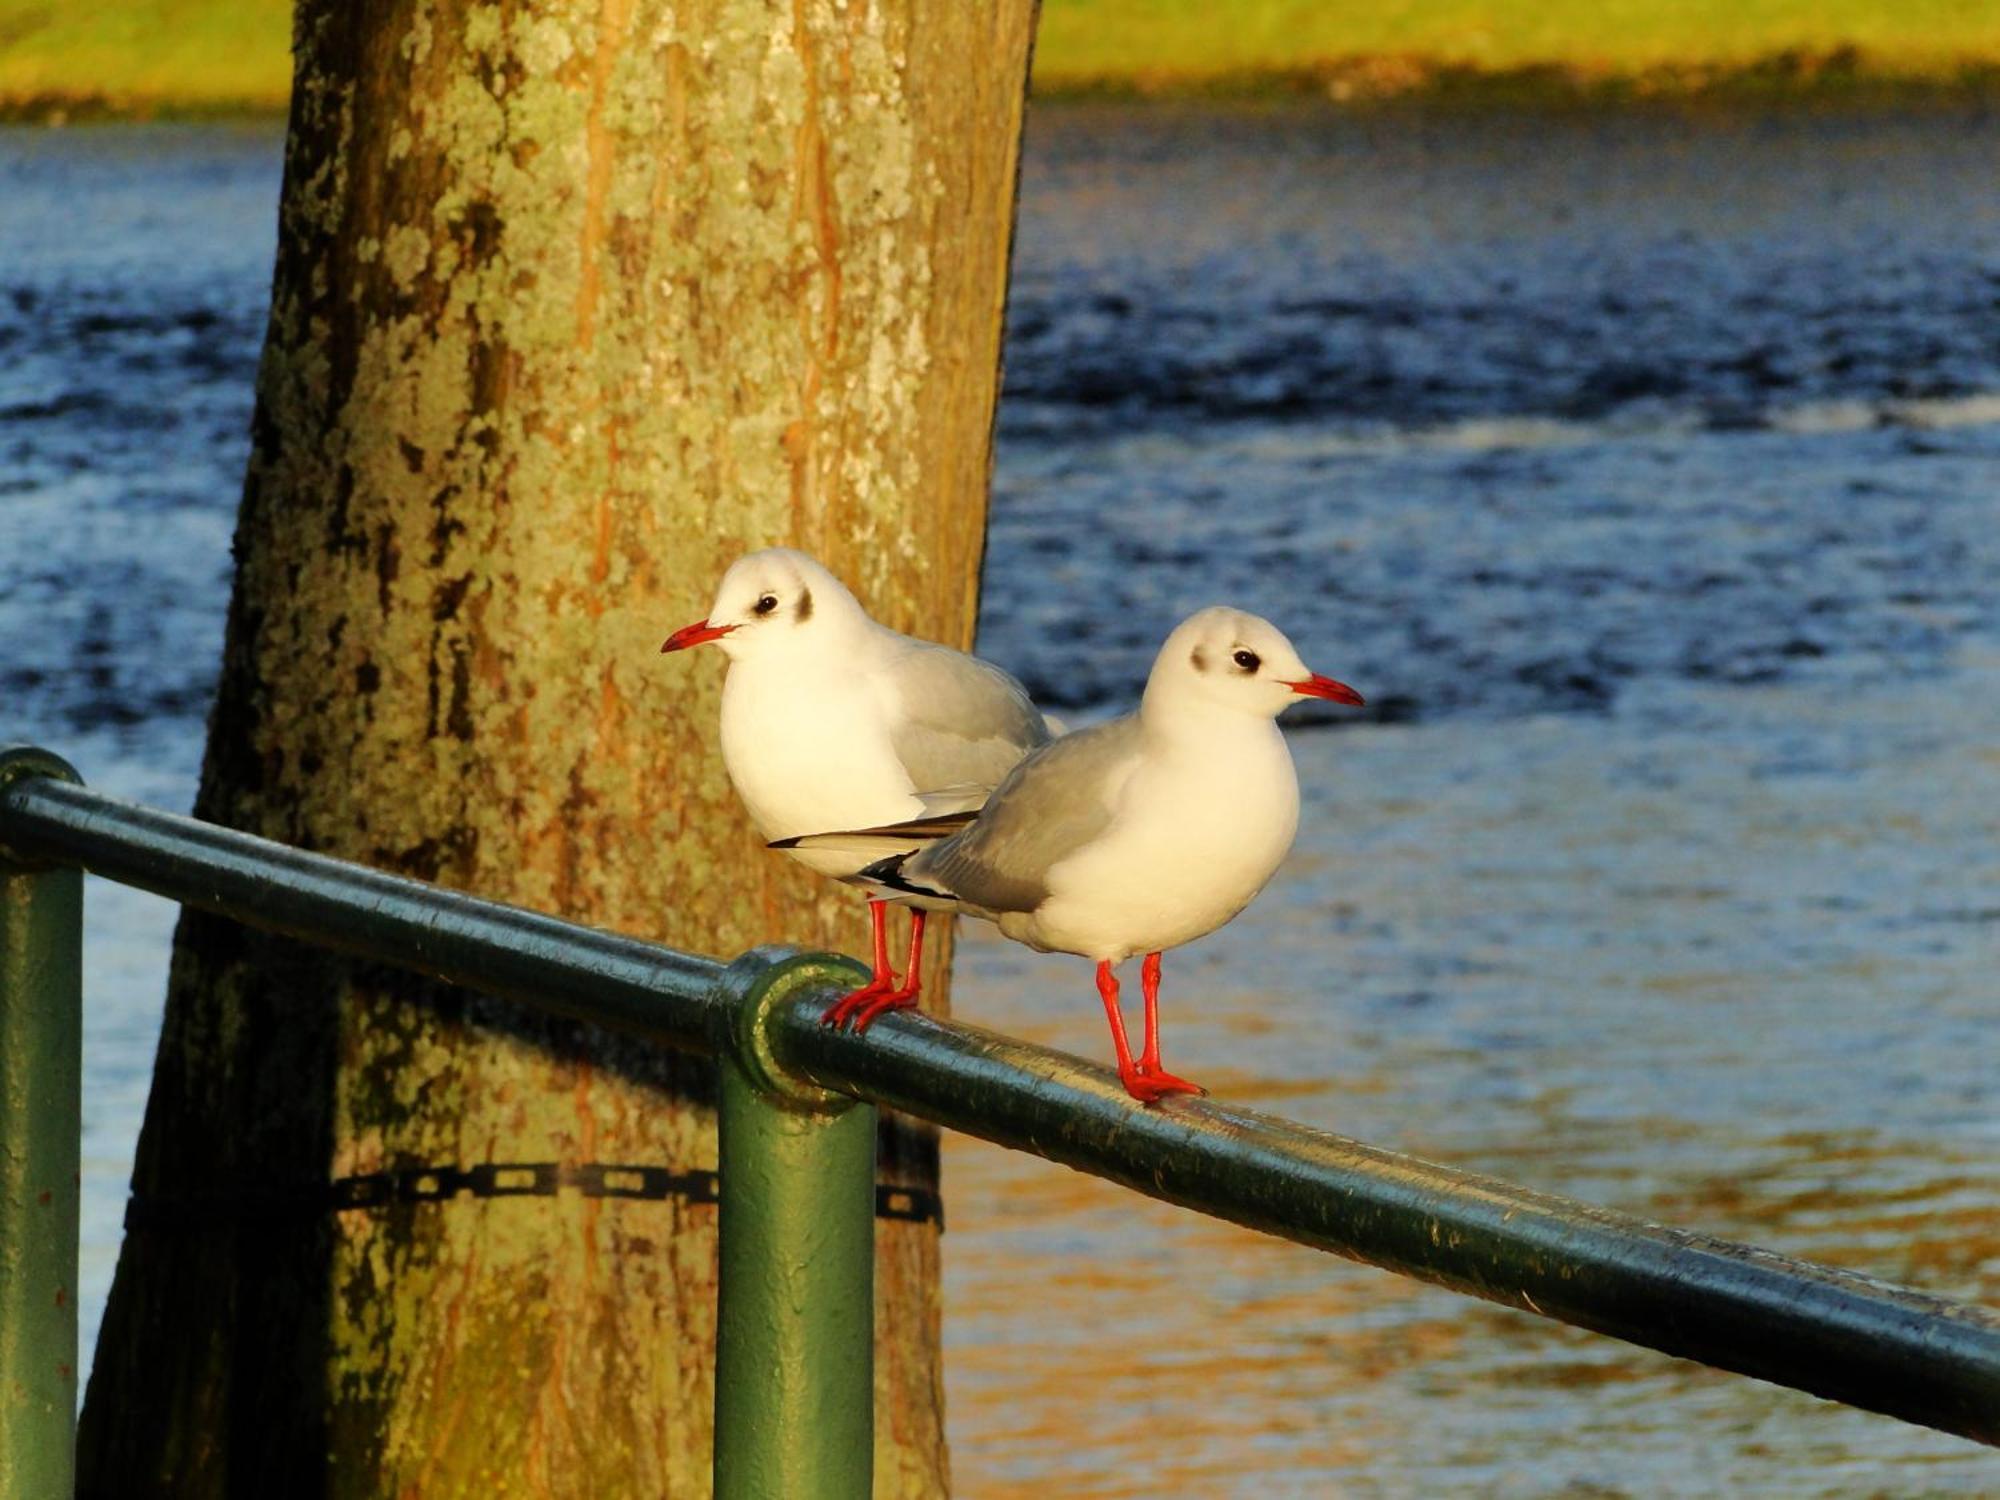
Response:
[1033, 0, 2000, 92]
[5, 0, 2000, 118]
[0, 0, 290, 116]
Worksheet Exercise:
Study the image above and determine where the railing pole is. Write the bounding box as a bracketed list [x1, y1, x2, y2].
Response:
[0, 748, 83, 1500]
[5, 748, 1999, 1453]
[712, 950, 877, 1500]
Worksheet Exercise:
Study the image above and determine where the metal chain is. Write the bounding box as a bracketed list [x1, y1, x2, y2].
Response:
[126, 1161, 942, 1229]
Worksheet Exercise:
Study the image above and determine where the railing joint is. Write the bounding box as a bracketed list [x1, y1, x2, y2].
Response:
[0, 745, 82, 871]
[712, 945, 870, 1113]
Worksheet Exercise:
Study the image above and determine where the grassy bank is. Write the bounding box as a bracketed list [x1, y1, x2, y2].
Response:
[0, 1, 290, 119]
[1034, 0, 2000, 97]
[5, 0, 2000, 119]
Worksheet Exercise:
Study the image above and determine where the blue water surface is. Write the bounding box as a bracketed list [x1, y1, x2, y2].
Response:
[3, 104, 1998, 1494]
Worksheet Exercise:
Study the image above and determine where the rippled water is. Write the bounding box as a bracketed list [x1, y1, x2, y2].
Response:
[984, 106, 2000, 722]
[3, 106, 1998, 1493]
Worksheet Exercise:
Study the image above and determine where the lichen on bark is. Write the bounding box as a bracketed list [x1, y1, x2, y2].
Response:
[78, 1, 1039, 1495]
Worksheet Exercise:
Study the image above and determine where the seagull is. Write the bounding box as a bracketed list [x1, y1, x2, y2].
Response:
[780, 607, 1363, 1102]
[660, 548, 1053, 1027]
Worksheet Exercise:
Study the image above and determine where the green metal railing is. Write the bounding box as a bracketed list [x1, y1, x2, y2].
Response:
[2, 741, 1998, 1497]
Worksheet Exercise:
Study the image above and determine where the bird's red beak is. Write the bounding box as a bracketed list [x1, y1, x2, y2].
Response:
[660, 619, 736, 653]
[1283, 673, 1365, 706]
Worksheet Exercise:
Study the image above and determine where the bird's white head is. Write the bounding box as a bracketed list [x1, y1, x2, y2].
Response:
[1141, 606, 1364, 724]
[660, 548, 871, 663]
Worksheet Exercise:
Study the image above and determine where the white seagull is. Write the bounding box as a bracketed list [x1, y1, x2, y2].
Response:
[661, 548, 1053, 1026]
[784, 607, 1363, 1102]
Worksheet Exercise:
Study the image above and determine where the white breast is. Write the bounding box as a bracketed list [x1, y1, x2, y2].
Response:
[719, 661, 922, 879]
[1025, 722, 1300, 962]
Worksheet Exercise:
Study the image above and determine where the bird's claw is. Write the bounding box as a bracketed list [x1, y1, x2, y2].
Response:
[1118, 1066, 1206, 1104]
[821, 982, 919, 1032]
[846, 988, 920, 1032]
[820, 980, 891, 1029]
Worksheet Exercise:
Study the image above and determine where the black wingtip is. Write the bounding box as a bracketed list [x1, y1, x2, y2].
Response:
[768, 835, 803, 850]
[858, 851, 912, 886]
[859, 852, 951, 903]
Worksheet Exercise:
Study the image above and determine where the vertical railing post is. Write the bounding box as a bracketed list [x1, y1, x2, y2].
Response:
[0, 747, 84, 1500]
[711, 948, 876, 1500]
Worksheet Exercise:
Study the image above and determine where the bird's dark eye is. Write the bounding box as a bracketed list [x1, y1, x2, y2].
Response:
[1232, 649, 1260, 672]
[753, 594, 779, 616]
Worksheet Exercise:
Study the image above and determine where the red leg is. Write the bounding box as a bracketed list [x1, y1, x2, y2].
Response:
[821, 899, 896, 1027]
[1139, 952, 1165, 1070]
[1099, 959, 1201, 1103]
[848, 909, 927, 1031]
[903, 909, 927, 995]
[1135, 951, 1203, 1098]
[1096, 961, 1140, 1075]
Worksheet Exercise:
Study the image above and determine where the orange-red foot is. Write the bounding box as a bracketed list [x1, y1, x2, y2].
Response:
[1117, 1065, 1206, 1103]
[846, 984, 921, 1033]
[821, 978, 894, 1029]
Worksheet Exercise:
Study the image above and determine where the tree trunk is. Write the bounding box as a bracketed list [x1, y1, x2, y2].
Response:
[78, 1, 1038, 1493]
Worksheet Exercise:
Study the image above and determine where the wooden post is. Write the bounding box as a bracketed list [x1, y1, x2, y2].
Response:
[77, 2, 1038, 1493]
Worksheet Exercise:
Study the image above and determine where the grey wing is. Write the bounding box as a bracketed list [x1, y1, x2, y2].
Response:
[905, 715, 1142, 916]
[883, 642, 1053, 811]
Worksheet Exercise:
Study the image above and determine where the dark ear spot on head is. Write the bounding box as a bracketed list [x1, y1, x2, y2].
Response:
[796, 587, 814, 623]
[1191, 645, 1209, 672]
